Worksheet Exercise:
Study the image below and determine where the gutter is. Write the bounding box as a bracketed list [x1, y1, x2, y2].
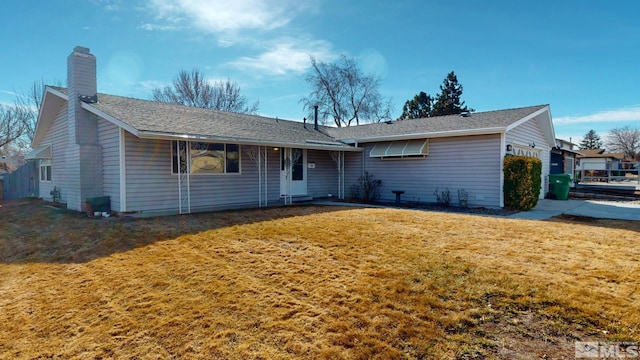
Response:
[137, 131, 363, 152]
[340, 127, 507, 144]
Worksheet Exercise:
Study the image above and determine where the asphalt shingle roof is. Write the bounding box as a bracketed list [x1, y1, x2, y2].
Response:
[52, 87, 348, 149]
[326, 105, 548, 141]
[577, 149, 624, 159]
[50, 87, 548, 147]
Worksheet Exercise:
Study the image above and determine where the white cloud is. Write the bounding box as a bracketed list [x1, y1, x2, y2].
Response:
[554, 106, 640, 125]
[92, 0, 122, 11]
[227, 38, 335, 76]
[0, 90, 18, 97]
[139, 23, 180, 31]
[138, 80, 168, 90]
[148, 0, 299, 34]
[141, 0, 336, 77]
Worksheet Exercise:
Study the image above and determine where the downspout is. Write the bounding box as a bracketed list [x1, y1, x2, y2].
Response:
[187, 144, 191, 213]
[359, 141, 365, 178]
[288, 148, 292, 205]
[258, 145, 262, 207]
[119, 128, 127, 212]
[260, 146, 269, 207]
[499, 134, 506, 208]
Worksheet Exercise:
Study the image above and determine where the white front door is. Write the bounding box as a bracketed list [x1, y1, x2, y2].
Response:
[280, 148, 307, 196]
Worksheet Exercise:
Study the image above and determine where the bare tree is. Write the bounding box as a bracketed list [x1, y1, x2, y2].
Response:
[13, 79, 64, 150]
[606, 126, 640, 160]
[301, 55, 392, 127]
[0, 104, 30, 153]
[152, 69, 258, 114]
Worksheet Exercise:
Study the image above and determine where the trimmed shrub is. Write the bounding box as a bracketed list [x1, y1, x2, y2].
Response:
[503, 155, 542, 211]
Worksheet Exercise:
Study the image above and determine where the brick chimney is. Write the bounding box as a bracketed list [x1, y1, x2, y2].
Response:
[66, 46, 103, 211]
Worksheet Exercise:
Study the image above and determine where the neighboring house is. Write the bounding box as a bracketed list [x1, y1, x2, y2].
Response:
[29, 46, 556, 215]
[0, 160, 9, 178]
[576, 149, 627, 183]
[550, 138, 582, 186]
[0, 155, 24, 174]
[577, 149, 624, 171]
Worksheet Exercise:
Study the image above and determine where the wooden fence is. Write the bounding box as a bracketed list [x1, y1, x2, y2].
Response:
[1, 161, 39, 200]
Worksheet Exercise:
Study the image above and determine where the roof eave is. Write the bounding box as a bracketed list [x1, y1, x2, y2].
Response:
[557, 148, 584, 156]
[506, 105, 556, 147]
[137, 131, 362, 152]
[32, 87, 68, 148]
[341, 127, 507, 144]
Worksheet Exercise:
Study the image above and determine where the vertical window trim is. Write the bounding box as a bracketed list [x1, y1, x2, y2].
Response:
[40, 159, 52, 182]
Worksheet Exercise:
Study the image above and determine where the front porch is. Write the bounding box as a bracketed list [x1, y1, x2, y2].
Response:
[171, 141, 355, 214]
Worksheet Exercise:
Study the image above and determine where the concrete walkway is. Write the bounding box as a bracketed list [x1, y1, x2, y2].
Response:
[313, 198, 640, 221]
[508, 199, 640, 221]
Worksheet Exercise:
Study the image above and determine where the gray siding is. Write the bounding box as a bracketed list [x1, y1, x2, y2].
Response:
[346, 135, 503, 208]
[306, 150, 339, 198]
[97, 119, 120, 211]
[39, 103, 70, 204]
[344, 152, 364, 196]
[124, 136, 283, 214]
[506, 118, 550, 198]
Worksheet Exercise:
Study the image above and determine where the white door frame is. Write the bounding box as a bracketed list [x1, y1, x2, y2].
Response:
[280, 148, 307, 199]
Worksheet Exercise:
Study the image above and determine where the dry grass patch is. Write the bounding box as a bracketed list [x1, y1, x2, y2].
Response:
[0, 198, 639, 359]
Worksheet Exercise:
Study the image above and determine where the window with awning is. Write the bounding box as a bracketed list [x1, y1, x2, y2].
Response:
[369, 139, 429, 159]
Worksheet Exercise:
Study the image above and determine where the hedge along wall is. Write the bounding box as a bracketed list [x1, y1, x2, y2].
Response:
[503, 155, 542, 211]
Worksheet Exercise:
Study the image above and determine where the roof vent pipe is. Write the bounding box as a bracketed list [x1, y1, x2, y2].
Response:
[303, 117, 307, 129]
[314, 105, 319, 131]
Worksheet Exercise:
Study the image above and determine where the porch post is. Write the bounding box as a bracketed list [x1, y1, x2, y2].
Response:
[177, 140, 191, 214]
[258, 145, 262, 207]
[288, 147, 292, 205]
[264, 146, 268, 206]
[341, 151, 345, 199]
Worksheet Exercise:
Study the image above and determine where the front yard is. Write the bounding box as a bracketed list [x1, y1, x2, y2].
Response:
[0, 199, 638, 359]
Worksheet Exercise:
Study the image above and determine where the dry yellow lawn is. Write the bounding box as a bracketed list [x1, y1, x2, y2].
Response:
[0, 199, 638, 359]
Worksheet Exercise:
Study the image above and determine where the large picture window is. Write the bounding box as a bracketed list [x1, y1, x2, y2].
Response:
[172, 141, 240, 174]
[40, 159, 51, 182]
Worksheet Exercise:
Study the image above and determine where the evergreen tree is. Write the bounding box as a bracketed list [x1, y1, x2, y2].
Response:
[579, 129, 603, 150]
[397, 91, 432, 120]
[432, 71, 472, 116]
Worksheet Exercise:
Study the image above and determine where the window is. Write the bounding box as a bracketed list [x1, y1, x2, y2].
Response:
[40, 159, 51, 182]
[291, 148, 303, 180]
[172, 141, 241, 174]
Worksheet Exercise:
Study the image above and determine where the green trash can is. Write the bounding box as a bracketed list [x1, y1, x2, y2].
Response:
[548, 174, 571, 200]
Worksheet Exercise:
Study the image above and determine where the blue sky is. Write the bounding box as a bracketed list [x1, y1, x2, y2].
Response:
[1, 0, 639, 146]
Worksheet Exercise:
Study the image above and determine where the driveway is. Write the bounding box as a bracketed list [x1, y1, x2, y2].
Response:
[509, 199, 640, 221]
